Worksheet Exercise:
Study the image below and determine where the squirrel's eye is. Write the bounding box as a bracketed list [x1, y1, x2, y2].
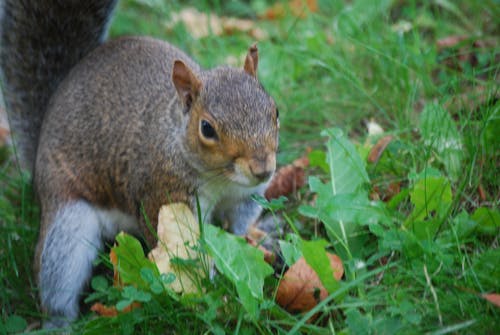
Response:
[200, 119, 217, 139]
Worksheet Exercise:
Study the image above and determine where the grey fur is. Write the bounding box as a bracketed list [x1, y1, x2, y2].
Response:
[1, 2, 279, 327]
[0, 0, 118, 171]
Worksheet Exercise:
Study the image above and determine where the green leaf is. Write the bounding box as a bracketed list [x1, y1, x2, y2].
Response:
[420, 103, 463, 180]
[121, 286, 151, 302]
[251, 194, 287, 211]
[300, 190, 386, 258]
[299, 129, 388, 259]
[472, 207, 500, 235]
[346, 309, 371, 335]
[203, 225, 273, 319]
[278, 234, 302, 267]
[4, 315, 27, 333]
[308, 149, 329, 173]
[91, 275, 109, 292]
[472, 249, 500, 289]
[140, 268, 164, 294]
[116, 299, 134, 311]
[113, 232, 160, 289]
[451, 211, 477, 239]
[405, 175, 452, 239]
[321, 128, 370, 195]
[301, 239, 340, 293]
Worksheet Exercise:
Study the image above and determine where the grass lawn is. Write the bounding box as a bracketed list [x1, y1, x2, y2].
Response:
[1, 0, 498, 334]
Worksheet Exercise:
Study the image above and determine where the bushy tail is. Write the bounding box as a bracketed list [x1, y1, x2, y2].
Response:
[0, 0, 118, 172]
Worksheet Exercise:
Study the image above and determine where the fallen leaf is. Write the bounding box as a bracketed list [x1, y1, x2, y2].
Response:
[482, 293, 500, 308]
[265, 156, 309, 200]
[109, 248, 121, 288]
[168, 7, 267, 40]
[148, 203, 206, 294]
[276, 253, 343, 314]
[372, 181, 401, 202]
[437, 35, 468, 49]
[289, 0, 318, 18]
[90, 302, 141, 317]
[367, 135, 393, 164]
[262, 0, 318, 20]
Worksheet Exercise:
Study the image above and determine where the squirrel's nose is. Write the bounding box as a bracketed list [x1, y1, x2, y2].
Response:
[249, 155, 275, 182]
[252, 169, 273, 181]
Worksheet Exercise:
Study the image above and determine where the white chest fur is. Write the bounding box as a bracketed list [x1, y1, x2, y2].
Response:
[196, 176, 267, 225]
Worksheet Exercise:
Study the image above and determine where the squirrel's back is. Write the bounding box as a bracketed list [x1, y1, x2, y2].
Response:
[36, 36, 201, 214]
[0, 0, 118, 172]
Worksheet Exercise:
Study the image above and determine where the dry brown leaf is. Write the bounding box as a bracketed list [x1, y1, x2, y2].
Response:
[109, 248, 122, 288]
[91, 303, 118, 317]
[372, 182, 401, 202]
[262, 0, 318, 20]
[482, 293, 500, 308]
[367, 135, 393, 164]
[276, 253, 343, 314]
[169, 7, 267, 40]
[148, 203, 206, 294]
[90, 302, 141, 317]
[265, 156, 309, 200]
[436, 35, 468, 49]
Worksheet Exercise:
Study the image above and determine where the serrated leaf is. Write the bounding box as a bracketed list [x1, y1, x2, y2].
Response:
[113, 232, 160, 289]
[279, 234, 302, 267]
[300, 129, 388, 258]
[420, 103, 463, 180]
[203, 225, 273, 319]
[321, 128, 370, 195]
[301, 239, 340, 293]
[300, 191, 386, 258]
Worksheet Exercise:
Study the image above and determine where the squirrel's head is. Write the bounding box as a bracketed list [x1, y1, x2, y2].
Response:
[172, 45, 279, 188]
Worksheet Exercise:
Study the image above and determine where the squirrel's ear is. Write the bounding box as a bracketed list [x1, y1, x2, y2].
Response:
[243, 44, 258, 78]
[172, 60, 202, 109]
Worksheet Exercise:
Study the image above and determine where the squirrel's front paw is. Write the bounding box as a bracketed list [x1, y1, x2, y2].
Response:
[247, 213, 285, 273]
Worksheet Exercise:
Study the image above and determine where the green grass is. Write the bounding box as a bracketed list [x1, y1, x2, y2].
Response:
[1, 0, 499, 334]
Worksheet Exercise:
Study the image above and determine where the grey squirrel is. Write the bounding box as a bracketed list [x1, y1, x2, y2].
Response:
[0, 0, 278, 328]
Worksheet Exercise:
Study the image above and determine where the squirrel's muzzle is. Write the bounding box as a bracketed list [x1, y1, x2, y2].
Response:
[248, 154, 276, 183]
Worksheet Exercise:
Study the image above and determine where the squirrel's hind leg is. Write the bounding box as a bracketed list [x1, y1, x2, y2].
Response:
[39, 200, 104, 329]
